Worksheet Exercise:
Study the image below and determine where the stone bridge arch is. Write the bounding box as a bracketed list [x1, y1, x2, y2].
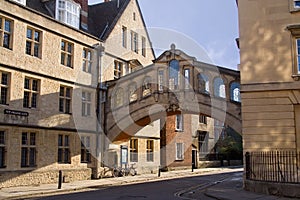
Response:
[103, 46, 241, 142]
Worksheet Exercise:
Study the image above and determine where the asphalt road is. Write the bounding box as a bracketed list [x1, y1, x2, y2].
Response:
[26, 172, 235, 200]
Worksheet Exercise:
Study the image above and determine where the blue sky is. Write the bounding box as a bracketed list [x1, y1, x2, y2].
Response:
[88, 0, 239, 70]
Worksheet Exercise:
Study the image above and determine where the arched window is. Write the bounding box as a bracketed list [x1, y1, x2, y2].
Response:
[169, 60, 180, 90]
[198, 74, 209, 94]
[114, 88, 124, 108]
[129, 83, 137, 102]
[142, 77, 151, 97]
[230, 82, 241, 102]
[214, 77, 225, 98]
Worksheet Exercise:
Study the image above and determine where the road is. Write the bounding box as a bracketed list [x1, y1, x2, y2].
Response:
[25, 172, 235, 200]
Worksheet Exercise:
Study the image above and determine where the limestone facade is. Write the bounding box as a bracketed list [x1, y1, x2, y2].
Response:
[238, 0, 300, 152]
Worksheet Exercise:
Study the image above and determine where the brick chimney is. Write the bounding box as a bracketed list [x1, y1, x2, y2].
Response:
[74, 0, 88, 30]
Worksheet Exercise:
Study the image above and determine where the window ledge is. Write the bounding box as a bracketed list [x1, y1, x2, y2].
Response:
[292, 74, 300, 81]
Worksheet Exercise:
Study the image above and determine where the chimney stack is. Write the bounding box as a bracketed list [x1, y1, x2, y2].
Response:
[74, 0, 88, 30]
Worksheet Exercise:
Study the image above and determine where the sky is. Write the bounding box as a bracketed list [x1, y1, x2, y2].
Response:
[88, 0, 239, 70]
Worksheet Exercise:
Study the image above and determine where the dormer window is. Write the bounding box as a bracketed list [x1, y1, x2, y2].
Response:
[12, 0, 26, 6]
[56, 0, 80, 29]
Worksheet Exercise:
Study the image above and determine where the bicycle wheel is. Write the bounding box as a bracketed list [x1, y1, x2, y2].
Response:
[129, 168, 136, 176]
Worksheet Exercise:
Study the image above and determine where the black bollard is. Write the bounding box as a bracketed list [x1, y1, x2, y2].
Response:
[158, 166, 161, 177]
[192, 163, 194, 172]
[58, 170, 62, 189]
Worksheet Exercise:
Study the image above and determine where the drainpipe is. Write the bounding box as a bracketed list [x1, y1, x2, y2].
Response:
[94, 43, 105, 178]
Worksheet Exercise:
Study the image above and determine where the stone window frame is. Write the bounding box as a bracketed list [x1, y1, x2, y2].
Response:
[59, 85, 72, 114]
[0, 130, 6, 168]
[58, 134, 71, 164]
[230, 82, 241, 103]
[198, 131, 209, 154]
[213, 77, 226, 98]
[131, 31, 138, 54]
[23, 77, 39, 109]
[114, 60, 123, 79]
[25, 26, 42, 58]
[0, 15, 13, 50]
[122, 26, 127, 48]
[81, 91, 91, 117]
[0, 71, 9, 105]
[80, 136, 91, 163]
[175, 113, 184, 132]
[130, 139, 138, 162]
[141, 36, 146, 57]
[146, 140, 154, 162]
[60, 39, 74, 68]
[199, 114, 207, 124]
[158, 69, 165, 93]
[183, 67, 191, 90]
[82, 48, 92, 73]
[287, 25, 300, 80]
[198, 73, 210, 94]
[175, 143, 184, 161]
[21, 132, 37, 168]
[289, 0, 300, 12]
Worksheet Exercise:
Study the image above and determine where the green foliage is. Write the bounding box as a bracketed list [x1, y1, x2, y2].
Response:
[215, 127, 243, 160]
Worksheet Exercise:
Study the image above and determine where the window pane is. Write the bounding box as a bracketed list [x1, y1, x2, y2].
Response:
[65, 99, 70, 112]
[59, 87, 64, 96]
[24, 78, 30, 89]
[22, 133, 28, 145]
[67, 55, 72, 67]
[0, 147, 5, 167]
[21, 147, 28, 167]
[26, 29, 32, 39]
[0, 131, 5, 145]
[59, 98, 64, 112]
[2, 73, 8, 85]
[31, 93, 37, 108]
[66, 88, 71, 97]
[67, 43, 72, 53]
[61, 53, 65, 65]
[29, 148, 36, 166]
[64, 135, 69, 146]
[30, 133, 36, 145]
[34, 43, 39, 57]
[58, 148, 63, 162]
[26, 41, 31, 55]
[0, 87, 7, 105]
[58, 135, 63, 146]
[34, 31, 40, 42]
[23, 91, 30, 108]
[32, 80, 38, 91]
[61, 41, 65, 51]
[3, 33, 10, 48]
[4, 20, 11, 32]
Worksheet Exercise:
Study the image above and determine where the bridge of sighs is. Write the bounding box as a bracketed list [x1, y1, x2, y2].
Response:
[103, 45, 241, 141]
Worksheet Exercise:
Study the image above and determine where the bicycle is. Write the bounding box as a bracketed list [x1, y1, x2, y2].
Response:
[124, 163, 137, 176]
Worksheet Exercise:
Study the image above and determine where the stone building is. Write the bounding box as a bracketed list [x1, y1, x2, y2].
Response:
[237, 0, 300, 196]
[0, 0, 156, 187]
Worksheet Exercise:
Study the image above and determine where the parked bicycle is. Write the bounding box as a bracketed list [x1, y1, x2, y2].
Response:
[112, 163, 137, 177]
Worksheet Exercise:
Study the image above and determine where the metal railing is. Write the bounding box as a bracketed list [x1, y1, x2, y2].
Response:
[245, 151, 300, 184]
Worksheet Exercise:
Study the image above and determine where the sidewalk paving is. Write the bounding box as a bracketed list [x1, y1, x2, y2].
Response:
[0, 167, 294, 200]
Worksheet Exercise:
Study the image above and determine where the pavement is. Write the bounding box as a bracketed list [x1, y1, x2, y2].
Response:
[0, 166, 296, 200]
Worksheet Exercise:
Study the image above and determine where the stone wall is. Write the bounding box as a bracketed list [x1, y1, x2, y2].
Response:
[0, 168, 91, 188]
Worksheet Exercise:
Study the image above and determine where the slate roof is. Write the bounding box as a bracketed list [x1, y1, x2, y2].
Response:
[26, 0, 52, 17]
[88, 0, 130, 40]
